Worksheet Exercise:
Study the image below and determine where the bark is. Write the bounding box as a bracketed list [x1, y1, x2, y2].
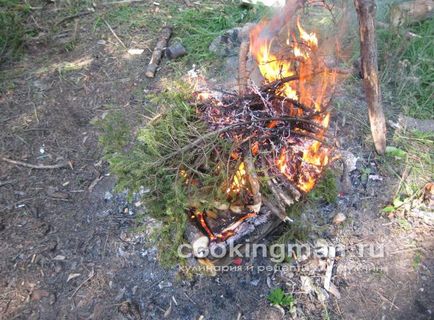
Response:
[389, 0, 434, 27]
[238, 40, 250, 95]
[355, 0, 387, 154]
[145, 26, 172, 78]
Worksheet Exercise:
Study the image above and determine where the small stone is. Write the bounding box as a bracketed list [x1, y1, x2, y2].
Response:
[314, 239, 329, 258]
[209, 28, 241, 57]
[128, 48, 144, 55]
[332, 213, 346, 225]
[104, 191, 113, 201]
[250, 279, 260, 286]
[48, 293, 56, 305]
[300, 276, 314, 294]
[31, 289, 49, 301]
[158, 281, 172, 289]
[97, 39, 106, 45]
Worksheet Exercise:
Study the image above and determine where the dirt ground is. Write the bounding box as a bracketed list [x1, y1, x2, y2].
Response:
[1, 1, 433, 319]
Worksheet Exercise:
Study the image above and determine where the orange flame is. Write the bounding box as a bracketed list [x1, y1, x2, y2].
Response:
[251, 14, 335, 193]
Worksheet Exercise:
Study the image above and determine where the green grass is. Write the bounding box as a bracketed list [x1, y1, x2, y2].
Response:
[267, 288, 295, 308]
[100, 1, 269, 64]
[0, 0, 32, 63]
[172, 3, 270, 63]
[378, 19, 434, 119]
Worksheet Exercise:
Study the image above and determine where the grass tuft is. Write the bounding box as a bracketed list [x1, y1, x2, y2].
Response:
[378, 19, 434, 119]
[0, 0, 32, 63]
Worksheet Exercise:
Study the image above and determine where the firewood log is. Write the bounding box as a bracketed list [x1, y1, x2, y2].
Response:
[389, 0, 434, 27]
[145, 26, 172, 78]
[185, 221, 209, 258]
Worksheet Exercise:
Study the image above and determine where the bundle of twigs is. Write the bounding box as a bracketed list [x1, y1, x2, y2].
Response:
[193, 74, 332, 223]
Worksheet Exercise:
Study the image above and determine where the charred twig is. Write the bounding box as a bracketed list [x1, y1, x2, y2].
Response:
[1, 157, 70, 170]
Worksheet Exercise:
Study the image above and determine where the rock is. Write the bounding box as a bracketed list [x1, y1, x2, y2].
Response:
[314, 239, 329, 258]
[340, 150, 358, 172]
[31, 289, 50, 301]
[397, 114, 434, 133]
[332, 213, 346, 225]
[104, 191, 113, 201]
[251, 305, 285, 320]
[300, 276, 315, 295]
[250, 278, 260, 286]
[158, 280, 172, 289]
[48, 293, 56, 305]
[209, 28, 242, 57]
[128, 48, 144, 55]
[166, 42, 187, 59]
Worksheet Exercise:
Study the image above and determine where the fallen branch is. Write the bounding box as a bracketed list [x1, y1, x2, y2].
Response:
[102, 18, 126, 49]
[1, 157, 70, 169]
[55, 11, 92, 26]
[145, 26, 172, 78]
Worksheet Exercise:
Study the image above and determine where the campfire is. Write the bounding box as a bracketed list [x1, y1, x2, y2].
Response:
[183, 6, 339, 262]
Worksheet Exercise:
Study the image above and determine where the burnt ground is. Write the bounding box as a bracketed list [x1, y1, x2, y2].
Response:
[1, 1, 433, 319]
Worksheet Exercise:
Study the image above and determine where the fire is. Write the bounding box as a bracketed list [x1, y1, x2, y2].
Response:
[250, 14, 335, 193]
[227, 162, 247, 194]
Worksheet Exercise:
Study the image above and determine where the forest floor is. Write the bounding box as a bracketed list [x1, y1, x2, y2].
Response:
[0, 1, 433, 319]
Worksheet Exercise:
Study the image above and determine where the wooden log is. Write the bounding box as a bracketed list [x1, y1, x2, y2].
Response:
[355, 0, 387, 154]
[244, 150, 262, 213]
[238, 40, 250, 96]
[185, 219, 209, 258]
[389, 0, 434, 27]
[145, 26, 172, 78]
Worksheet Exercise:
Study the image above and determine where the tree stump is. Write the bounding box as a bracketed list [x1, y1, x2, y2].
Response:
[355, 0, 387, 154]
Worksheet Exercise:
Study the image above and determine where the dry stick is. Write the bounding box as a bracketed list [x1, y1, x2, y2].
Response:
[55, 11, 92, 26]
[145, 26, 172, 78]
[1, 157, 69, 169]
[158, 116, 328, 163]
[355, 0, 387, 154]
[238, 40, 250, 95]
[243, 148, 262, 213]
[102, 18, 126, 49]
